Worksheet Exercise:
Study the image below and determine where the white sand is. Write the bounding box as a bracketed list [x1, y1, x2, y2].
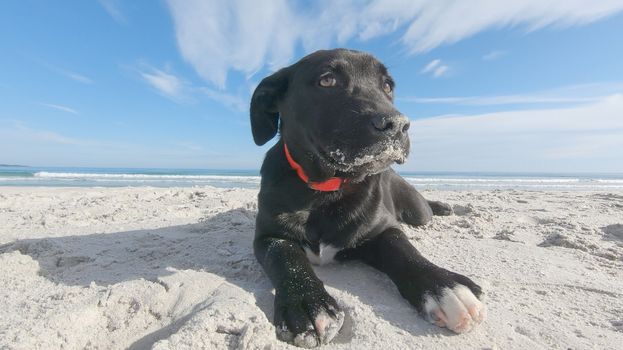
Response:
[1, 187, 622, 349]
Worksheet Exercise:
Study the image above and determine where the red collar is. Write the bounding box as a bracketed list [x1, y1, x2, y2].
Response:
[283, 143, 347, 191]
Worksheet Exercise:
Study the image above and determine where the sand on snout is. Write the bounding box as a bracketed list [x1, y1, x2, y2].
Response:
[1, 187, 622, 349]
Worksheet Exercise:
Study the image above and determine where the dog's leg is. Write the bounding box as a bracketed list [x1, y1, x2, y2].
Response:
[427, 200, 453, 216]
[391, 179, 433, 226]
[389, 173, 453, 224]
[346, 228, 486, 333]
[254, 236, 345, 348]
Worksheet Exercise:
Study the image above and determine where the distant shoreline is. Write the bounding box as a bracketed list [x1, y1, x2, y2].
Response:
[1, 166, 622, 190]
[0, 164, 29, 168]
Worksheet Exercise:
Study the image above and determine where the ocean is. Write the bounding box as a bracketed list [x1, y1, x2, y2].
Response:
[1, 166, 622, 190]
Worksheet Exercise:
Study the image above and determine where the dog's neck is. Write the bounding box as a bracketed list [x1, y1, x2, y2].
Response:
[283, 143, 348, 191]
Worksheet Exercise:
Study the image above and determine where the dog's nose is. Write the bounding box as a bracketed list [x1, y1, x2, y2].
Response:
[371, 115, 410, 135]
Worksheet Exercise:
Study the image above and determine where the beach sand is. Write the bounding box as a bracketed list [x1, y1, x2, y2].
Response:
[1, 186, 622, 349]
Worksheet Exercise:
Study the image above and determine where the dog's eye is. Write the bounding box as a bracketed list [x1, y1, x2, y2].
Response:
[319, 74, 337, 87]
[383, 81, 393, 95]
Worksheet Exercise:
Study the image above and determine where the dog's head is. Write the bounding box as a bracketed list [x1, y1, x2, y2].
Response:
[251, 49, 410, 181]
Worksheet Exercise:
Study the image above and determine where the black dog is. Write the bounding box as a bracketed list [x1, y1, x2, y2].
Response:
[250, 49, 485, 348]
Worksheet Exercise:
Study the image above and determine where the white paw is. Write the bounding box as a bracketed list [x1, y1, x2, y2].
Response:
[312, 309, 344, 345]
[422, 285, 486, 333]
[277, 309, 345, 348]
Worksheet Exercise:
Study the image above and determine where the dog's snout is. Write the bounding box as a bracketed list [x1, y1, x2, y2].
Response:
[371, 116, 392, 132]
[401, 119, 410, 133]
[371, 115, 410, 135]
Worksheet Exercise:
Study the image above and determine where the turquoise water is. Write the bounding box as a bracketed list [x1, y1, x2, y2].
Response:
[1, 166, 622, 190]
[0, 166, 261, 188]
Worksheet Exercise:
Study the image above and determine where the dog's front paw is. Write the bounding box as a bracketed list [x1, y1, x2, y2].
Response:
[422, 283, 486, 333]
[404, 269, 486, 333]
[428, 200, 454, 216]
[274, 287, 344, 348]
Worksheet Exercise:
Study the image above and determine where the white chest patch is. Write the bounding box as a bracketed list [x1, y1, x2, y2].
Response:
[304, 243, 340, 266]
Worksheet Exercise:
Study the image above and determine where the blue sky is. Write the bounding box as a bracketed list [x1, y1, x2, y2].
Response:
[1, 0, 622, 173]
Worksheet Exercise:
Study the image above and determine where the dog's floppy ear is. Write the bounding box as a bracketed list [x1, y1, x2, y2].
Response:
[250, 67, 291, 146]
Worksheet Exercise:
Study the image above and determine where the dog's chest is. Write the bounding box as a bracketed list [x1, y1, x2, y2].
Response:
[304, 243, 339, 265]
[276, 209, 344, 265]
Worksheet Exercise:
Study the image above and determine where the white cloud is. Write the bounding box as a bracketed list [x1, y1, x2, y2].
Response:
[166, 0, 623, 87]
[139, 67, 187, 101]
[0, 120, 260, 168]
[166, 0, 299, 88]
[400, 82, 623, 106]
[199, 88, 248, 112]
[38, 60, 93, 84]
[98, 0, 126, 23]
[421, 59, 449, 78]
[398, 1, 623, 54]
[39, 103, 79, 115]
[63, 71, 93, 84]
[406, 94, 623, 172]
[137, 65, 248, 111]
[28, 130, 80, 145]
[403, 95, 601, 105]
[421, 59, 440, 74]
[0, 121, 82, 145]
[432, 65, 449, 78]
[482, 50, 508, 61]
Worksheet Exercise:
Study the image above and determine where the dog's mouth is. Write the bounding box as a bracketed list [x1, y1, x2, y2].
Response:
[322, 139, 408, 175]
